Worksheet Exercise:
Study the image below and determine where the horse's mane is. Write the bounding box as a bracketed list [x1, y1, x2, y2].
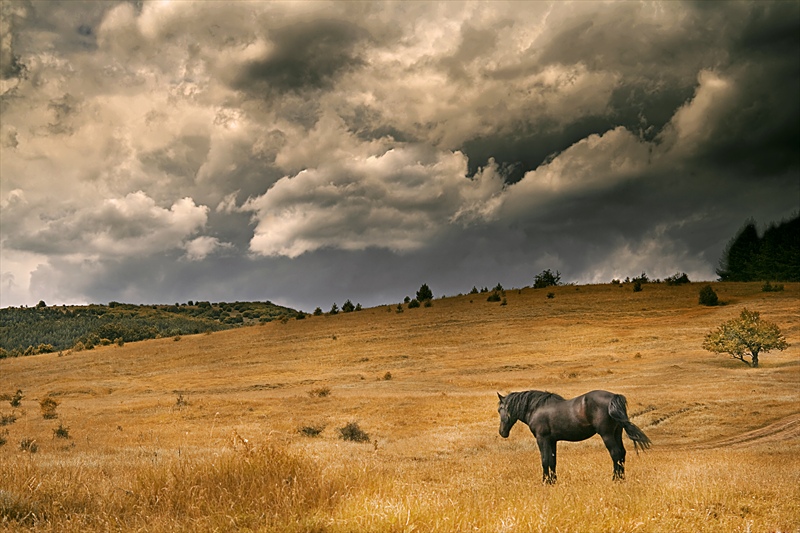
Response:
[505, 390, 565, 419]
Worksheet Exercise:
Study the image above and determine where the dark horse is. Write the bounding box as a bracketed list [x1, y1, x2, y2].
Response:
[497, 389, 651, 483]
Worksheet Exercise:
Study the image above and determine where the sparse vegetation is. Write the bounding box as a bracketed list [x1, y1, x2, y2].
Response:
[702, 308, 789, 367]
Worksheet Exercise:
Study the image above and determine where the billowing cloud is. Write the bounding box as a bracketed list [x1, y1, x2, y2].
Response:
[243, 145, 504, 257]
[0, 1, 797, 310]
[8, 191, 208, 259]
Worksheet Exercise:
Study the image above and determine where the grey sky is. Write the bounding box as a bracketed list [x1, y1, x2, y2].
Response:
[1, 1, 798, 311]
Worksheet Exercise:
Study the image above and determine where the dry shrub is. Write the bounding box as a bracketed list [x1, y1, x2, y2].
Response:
[338, 422, 370, 443]
[39, 397, 59, 419]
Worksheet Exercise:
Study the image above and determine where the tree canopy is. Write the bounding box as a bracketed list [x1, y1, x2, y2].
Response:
[702, 308, 789, 368]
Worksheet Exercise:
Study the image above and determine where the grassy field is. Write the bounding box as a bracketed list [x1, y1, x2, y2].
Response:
[1, 282, 798, 532]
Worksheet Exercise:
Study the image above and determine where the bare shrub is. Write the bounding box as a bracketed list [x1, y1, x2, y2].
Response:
[39, 397, 59, 419]
[298, 425, 325, 437]
[19, 438, 37, 453]
[308, 386, 331, 398]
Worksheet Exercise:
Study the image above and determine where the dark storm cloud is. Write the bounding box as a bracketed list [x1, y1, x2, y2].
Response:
[233, 18, 370, 94]
[1, 1, 798, 309]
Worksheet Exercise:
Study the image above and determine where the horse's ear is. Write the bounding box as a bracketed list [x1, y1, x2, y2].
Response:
[497, 392, 505, 401]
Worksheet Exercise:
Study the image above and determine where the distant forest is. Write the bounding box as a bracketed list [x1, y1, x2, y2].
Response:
[0, 301, 298, 357]
[716, 214, 800, 282]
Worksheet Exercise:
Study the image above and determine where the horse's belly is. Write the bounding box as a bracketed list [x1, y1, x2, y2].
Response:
[557, 426, 596, 442]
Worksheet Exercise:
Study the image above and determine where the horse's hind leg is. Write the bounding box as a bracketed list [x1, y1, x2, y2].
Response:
[602, 427, 626, 481]
[536, 437, 557, 484]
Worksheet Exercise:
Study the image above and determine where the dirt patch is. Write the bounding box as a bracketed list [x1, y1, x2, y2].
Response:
[695, 413, 800, 449]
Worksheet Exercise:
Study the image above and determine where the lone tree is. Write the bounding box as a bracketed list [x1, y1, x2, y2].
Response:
[702, 308, 789, 368]
[533, 269, 561, 289]
[416, 283, 433, 303]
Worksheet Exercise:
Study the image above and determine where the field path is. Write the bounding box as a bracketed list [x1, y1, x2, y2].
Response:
[695, 413, 800, 449]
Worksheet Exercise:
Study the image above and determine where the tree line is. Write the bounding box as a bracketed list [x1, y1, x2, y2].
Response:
[716, 214, 800, 282]
[0, 300, 298, 357]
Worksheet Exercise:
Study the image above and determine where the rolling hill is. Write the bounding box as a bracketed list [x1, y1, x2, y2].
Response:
[1, 282, 798, 532]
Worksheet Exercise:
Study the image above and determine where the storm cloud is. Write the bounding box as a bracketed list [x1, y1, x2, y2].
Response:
[1, 1, 798, 311]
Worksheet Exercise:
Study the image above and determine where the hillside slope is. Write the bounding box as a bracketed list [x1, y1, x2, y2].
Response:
[1, 282, 798, 532]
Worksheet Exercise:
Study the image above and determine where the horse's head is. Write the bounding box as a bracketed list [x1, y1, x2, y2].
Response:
[497, 392, 516, 438]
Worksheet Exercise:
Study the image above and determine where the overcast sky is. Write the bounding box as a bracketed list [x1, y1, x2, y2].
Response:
[1, 1, 798, 311]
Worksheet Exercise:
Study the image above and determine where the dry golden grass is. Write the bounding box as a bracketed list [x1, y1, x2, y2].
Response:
[1, 282, 798, 532]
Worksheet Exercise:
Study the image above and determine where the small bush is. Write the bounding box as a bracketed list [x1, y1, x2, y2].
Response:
[632, 280, 643, 292]
[338, 422, 370, 443]
[762, 281, 784, 292]
[40, 396, 59, 419]
[20, 438, 38, 453]
[547, 292, 555, 299]
[699, 284, 719, 306]
[407, 299, 421, 309]
[308, 386, 331, 398]
[382, 372, 392, 381]
[53, 422, 71, 439]
[298, 425, 325, 437]
[0, 413, 17, 426]
[10, 390, 23, 408]
[487, 291, 502, 302]
[665, 272, 690, 286]
[0, 429, 7, 447]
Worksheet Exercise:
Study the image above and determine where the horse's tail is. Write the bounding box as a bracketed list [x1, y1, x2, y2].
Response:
[608, 394, 652, 453]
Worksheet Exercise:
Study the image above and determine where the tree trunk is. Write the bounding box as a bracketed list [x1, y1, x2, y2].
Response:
[751, 352, 759, 368]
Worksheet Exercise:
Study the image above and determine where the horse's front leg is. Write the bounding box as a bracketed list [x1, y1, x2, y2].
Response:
[536, 437, 557, 484]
